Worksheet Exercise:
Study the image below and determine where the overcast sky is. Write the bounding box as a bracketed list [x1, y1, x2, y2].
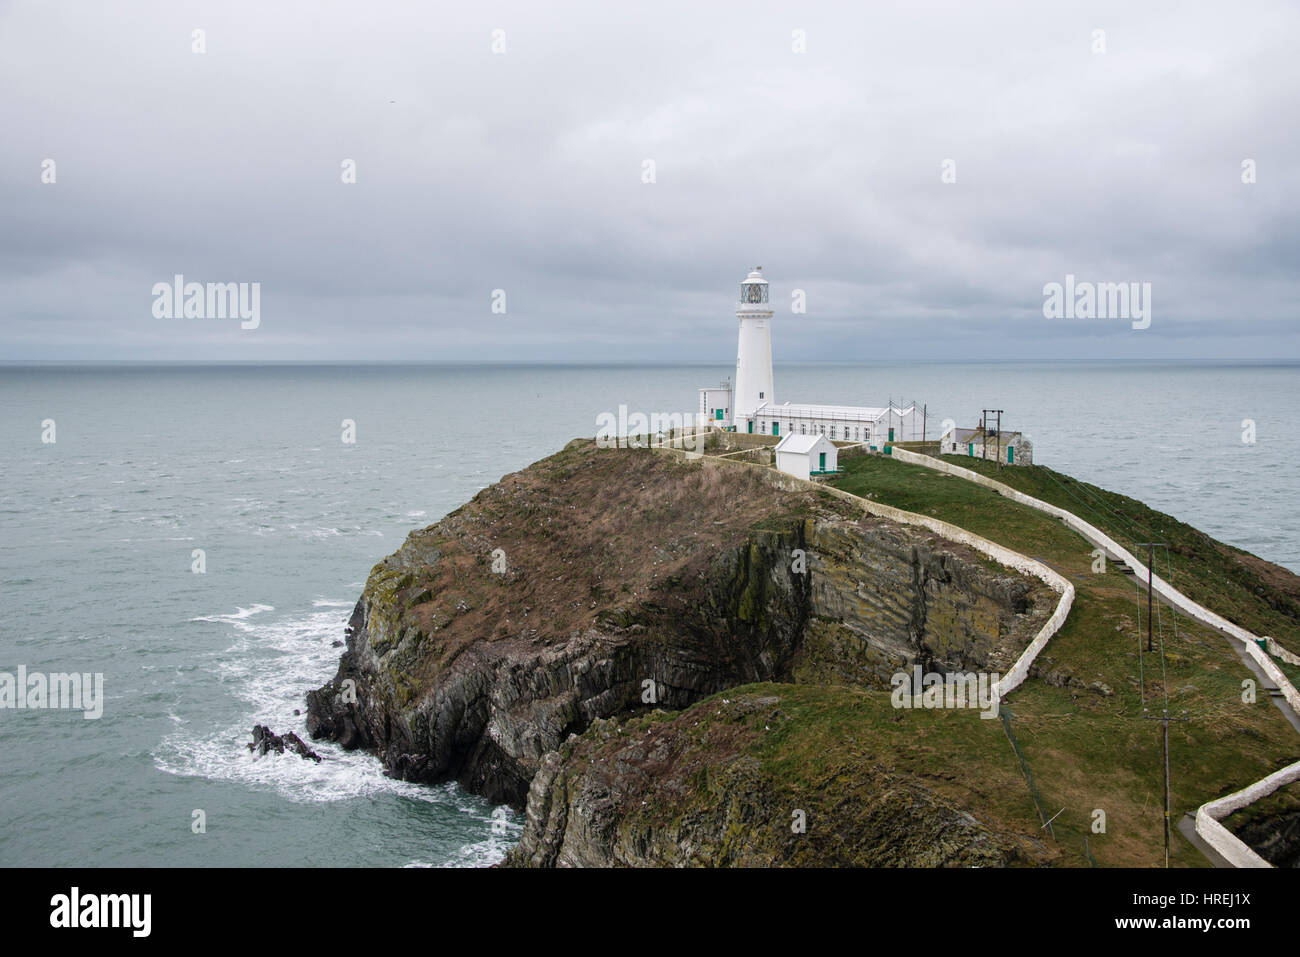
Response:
[2, 0, 1297, 361]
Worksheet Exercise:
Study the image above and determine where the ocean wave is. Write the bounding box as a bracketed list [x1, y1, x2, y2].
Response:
[190, 604, 275, 624]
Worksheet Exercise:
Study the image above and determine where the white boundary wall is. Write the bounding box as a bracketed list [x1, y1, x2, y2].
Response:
[1267, 637, 1300, 667]
[890, 446, 1300, 868]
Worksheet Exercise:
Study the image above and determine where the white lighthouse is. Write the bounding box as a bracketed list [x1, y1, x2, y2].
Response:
[733, 267, 774, 432]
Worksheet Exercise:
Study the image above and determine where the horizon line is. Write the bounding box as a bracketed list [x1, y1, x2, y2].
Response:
[3, 357, 1299, 369]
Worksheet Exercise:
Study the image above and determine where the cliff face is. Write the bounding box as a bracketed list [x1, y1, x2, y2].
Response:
[306, 441, 1054, 862]
[503, 688, 1053, 868]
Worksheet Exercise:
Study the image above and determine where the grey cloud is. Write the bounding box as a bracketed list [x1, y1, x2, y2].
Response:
[1, 0, 1297, 360]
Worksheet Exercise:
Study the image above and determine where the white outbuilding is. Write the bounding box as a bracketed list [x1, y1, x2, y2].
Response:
[774, 433, 839, 481]
[939, 425, 1034, 465]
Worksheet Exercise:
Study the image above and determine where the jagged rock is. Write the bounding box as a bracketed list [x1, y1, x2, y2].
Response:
[1034, 665, 1083, 689]
[247, 724, 322, 763]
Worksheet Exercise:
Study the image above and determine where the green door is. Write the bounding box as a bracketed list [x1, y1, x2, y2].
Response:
[888, 427, 895, 442]
[715, 409, 723, 420]
[747, 420, 753, 434]
[773, 422, 780, 436]
[968, 443, 973, 456]
[818, 452, 826, 472]
[1007, 444, 1015, 464]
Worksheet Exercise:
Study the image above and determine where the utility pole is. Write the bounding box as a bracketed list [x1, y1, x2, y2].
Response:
[996, 409, 1003, 468]
[1135, 539, 1180, 868]
[981, 408, 1003, 466]
[1162, 712, 1171, 868]
[1137, 700, 1190, 869]
[1140, 708, 1186, 868]
[1147, 543, 1154, 653]
[921, 403, 927, 451]
[1136, 542, 1168, 653]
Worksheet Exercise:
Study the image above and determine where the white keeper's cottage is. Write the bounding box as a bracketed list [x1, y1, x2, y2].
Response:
[697, 267, 927, 448]
[939, 425, 1034, 466]
[774, 433, 839, 481]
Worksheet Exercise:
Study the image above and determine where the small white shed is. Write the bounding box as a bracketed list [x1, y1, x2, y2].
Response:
[774, 433, 839, 480]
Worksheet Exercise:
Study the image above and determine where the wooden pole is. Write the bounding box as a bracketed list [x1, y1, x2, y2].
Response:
[996, 409, 1002, 467]
[1147, 542, 1154, 653]
[1162, 712, 1171, 868]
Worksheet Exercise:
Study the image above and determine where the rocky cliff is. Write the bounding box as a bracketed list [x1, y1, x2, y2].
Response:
[502, 687, 1053, 867]
[306, 440, 1055, 862]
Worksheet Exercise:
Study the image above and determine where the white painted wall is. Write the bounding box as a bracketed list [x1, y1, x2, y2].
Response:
[774, 436, 837, 479]
[734, 314, 774, 429]
[775, 449, 811, 480]
[699, 387, 731, 425]
[755, 409, 924, 444]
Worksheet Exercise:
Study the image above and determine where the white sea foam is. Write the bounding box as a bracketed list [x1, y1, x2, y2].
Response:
[153, 601, 520, 864]
[406, 833, 523, 869]
[189, 604, 274, 624]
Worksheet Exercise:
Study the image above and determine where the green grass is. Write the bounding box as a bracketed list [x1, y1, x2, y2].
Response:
[734, 682, 1042, 838]
[609, 682, 1062, 866]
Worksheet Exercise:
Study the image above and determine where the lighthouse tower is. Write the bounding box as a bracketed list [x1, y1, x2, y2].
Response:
[733, 267, 774, 432]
